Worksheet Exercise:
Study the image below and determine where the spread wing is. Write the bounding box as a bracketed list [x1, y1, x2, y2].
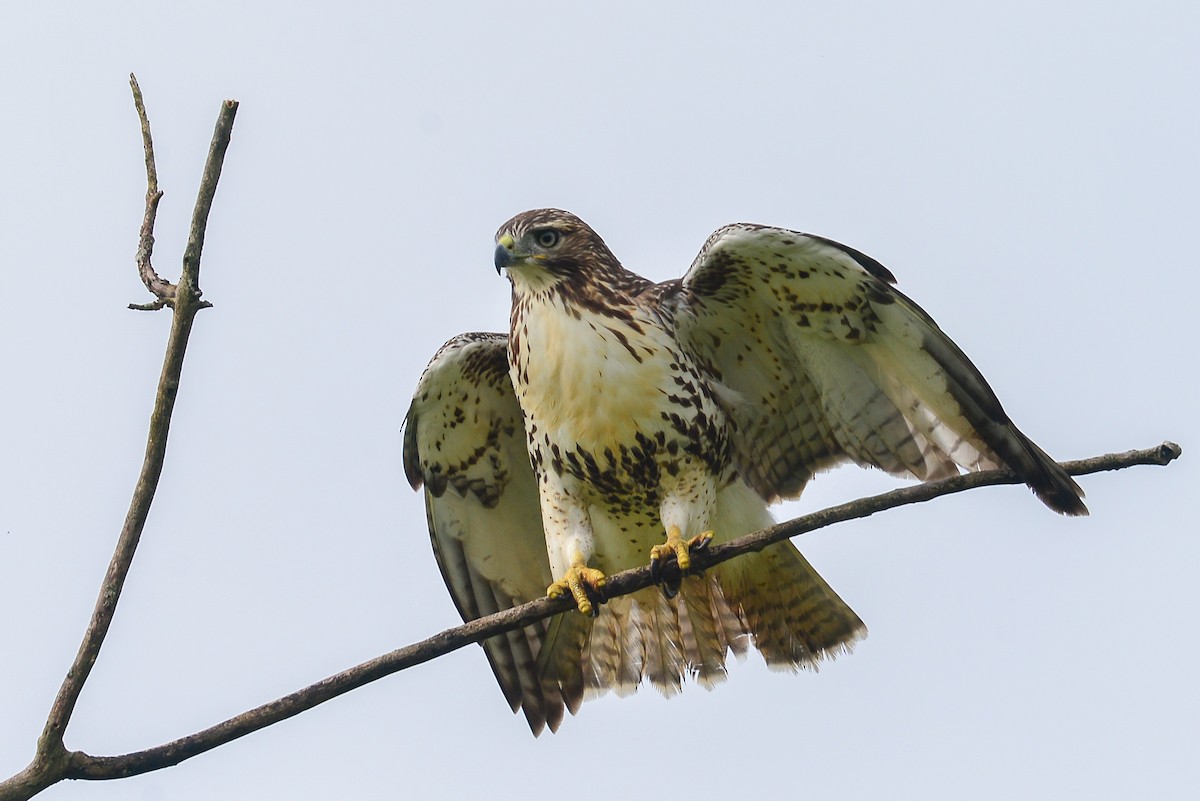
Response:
[402, 333, 573, 734]
[670, 224, 1086, 514]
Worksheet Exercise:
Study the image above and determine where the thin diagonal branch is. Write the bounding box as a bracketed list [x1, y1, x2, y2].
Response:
[32, 441, 1178, 785]
[696, 441, 1184, 568]
[0, 83, 239, 801]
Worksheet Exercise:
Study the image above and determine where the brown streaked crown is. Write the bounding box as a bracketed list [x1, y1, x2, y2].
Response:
[496, 209, 654, 307]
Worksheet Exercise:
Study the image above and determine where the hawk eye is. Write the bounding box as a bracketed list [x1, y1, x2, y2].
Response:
[534, 229, 561, 249]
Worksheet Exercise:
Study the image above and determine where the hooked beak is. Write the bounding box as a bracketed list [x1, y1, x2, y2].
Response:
[494, 233, 516, 275]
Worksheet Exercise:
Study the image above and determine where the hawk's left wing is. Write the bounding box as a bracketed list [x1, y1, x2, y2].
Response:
[668, 224, 1086, 515]
[402, 333, 573, 734]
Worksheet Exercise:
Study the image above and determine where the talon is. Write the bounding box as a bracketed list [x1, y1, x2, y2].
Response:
[649, 527, 714, 597]
[548, 562, 607, 617]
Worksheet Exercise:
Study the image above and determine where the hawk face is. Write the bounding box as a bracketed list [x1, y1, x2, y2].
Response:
[494, 208, 624, 295]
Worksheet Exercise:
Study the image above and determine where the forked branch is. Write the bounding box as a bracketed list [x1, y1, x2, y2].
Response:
[0, 76, 238, 801]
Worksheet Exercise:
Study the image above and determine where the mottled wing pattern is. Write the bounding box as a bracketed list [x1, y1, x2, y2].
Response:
[671, 224, 1086, 514]
[402, 333, 572, 734]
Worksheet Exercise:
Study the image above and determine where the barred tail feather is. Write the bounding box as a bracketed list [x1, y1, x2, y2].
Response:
[711, 480, 865, 668]
[715, 542, 866, 668]
[534, 481, 860, 715]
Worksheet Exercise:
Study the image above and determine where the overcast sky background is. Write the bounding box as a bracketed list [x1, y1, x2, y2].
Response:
[1, 2, 1196, 799]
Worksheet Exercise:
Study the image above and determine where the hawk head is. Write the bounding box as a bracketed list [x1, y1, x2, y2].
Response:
[494, 209, 626, 295]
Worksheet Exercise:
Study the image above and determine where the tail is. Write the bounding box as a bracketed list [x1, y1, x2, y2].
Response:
[713, 541, 866, 669]
[538, 481, 863, 709]
[710, 479, 865, 669]
[539, 579, 752, 703]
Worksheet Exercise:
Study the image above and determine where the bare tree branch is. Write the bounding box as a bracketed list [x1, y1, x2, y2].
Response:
[0, 78, 238, 801]
[25, 443, 1188, 789]
[128, 74, 172, 311]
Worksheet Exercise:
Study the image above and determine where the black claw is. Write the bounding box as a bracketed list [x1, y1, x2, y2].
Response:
[581, 580, 607, 616]
[652, 554, 683, 599]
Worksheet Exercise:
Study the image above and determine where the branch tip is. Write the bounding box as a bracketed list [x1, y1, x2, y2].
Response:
[128, 300, 172, 312]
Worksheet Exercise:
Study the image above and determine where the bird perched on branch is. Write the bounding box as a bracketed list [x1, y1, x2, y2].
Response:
[403, 208, 1085, 734]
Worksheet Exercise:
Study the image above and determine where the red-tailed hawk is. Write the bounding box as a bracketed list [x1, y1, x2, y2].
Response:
[402, 208, 1085, 734]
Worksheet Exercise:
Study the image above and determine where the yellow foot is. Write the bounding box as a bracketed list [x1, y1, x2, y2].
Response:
[547, 563, 608, 617]
[650, 526, 713, 597]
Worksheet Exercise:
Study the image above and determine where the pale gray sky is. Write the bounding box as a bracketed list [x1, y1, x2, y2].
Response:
[1, 2, 1195, 799]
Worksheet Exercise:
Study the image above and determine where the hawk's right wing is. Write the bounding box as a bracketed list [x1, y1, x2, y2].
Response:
[669, 224, 1086, 515]
[402, 333, 573, 734]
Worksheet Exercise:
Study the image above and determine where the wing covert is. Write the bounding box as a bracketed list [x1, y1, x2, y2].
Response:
[672, 224, 1086, 515]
